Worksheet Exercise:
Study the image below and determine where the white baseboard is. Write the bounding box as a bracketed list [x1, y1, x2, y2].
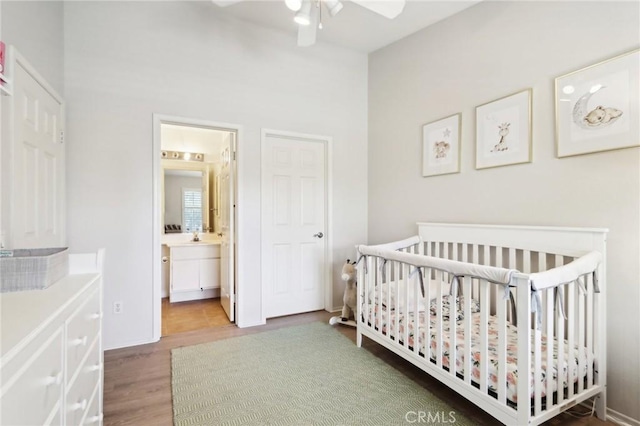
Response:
[237, 319, 266, 328]
[608, 408, 640, 426]
[104, 336, 157, 351]
[577, 400, 639, 426]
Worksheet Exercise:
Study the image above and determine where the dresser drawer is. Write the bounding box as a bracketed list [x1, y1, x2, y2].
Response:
[171, 244, 220, 260]
[66, 286, 101, 375]
[0, 327, 64, 426]
[66, 336, 101, 426]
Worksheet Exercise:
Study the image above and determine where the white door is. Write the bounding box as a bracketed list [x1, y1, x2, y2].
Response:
[262, 133, 326, 318]
[220, 136, 235, 322]
[11, 61, 64, 248]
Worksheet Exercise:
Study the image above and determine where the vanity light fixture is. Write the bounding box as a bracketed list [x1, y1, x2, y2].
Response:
[161, 150, 205, 162]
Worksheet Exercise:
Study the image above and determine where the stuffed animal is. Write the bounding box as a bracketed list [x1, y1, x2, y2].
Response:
[341, 259, 358, 321]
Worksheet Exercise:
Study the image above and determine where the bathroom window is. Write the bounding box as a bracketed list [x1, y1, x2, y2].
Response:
[182, 188, 203, 232]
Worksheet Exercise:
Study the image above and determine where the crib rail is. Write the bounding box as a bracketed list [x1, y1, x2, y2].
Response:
[355, 235, 605, 426]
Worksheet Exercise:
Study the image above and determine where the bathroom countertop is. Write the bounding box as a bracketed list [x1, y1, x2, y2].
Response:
[163, 239, 221, 248]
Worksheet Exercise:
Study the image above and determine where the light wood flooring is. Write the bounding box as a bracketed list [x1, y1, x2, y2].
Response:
[161, 297, 231, 336]
[104, 310, 613, 426]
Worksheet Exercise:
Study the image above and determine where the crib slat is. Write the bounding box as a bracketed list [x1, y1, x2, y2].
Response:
[436, 267, 443, 369]
[424, 267, 432, 359]
[385, 259, 391, 340]
[365, 255, 372, 328]
[497, 282, 507, 405]
[472, 245, 479, 300]
[523, 250, 531, 273]
[535, 253, 546, 415]
[586, 272, 594, 387]
[413, 266, 420, 356]
[546, 283, 554, 410]
[452, 242, 459, 262]
[578, 275, 585, 394]
[449, 282, 457, 378]
[357, 254, 365, 347]
[555, 255, 565, 405]
[478, 248, 490, 393]
[443, 242, 450, 285]
[463, 276, 472, 385]
[534, 317, 542, 415]
[394, 260, 400, 344]
[403, 262, 410, 347]
[376, 257, 382, 333]
[567, 279, 576, 399]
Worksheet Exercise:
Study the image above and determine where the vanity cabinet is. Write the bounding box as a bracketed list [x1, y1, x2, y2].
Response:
[0, 250, 104, 426]
[169, 243, 220, 303]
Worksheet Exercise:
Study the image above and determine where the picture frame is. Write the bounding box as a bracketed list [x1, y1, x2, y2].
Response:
[422, 113, 461, 177]
[555, 49, 639, 158]
[475, 89, 532, 170]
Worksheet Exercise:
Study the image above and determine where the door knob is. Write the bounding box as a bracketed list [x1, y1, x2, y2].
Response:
[313, 232, 324, 239]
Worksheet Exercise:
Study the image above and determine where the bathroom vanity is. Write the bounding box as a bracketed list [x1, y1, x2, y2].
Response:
[165, 240, 221, 303]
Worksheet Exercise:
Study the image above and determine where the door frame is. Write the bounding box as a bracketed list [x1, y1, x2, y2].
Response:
[260, 128, 333, 323]
[152, 114, 241, 341]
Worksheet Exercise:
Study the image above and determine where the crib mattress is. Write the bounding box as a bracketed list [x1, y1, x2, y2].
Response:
[365, 304, 591, 404]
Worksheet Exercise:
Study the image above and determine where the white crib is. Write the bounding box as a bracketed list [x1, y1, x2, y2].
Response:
[355, 223, 607, 426]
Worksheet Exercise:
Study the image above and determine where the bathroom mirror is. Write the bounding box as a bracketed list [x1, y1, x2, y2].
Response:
[162, 166, 209, 233]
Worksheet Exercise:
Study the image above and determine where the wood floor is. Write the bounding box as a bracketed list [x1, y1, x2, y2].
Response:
[161, 297, 231, 336]
[104, 310, 613, 426]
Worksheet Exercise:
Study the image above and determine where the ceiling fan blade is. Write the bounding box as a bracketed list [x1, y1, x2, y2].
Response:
[297, 2, 320, 47]
[211, 0, 244, 7]
[350, 0, 406, 19]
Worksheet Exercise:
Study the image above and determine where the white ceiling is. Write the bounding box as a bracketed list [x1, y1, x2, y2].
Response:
[211, 0, 481, 53]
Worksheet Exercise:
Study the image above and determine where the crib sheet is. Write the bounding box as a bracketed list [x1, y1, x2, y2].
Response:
[365, 305, 591, 404]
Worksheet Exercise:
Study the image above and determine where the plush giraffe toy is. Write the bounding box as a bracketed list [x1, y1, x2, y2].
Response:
[341, 259, 358, 321]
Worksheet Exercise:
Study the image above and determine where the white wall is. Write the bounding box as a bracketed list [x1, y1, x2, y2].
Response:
[0, 1, 64, 248]
[0, 1, 64, 95]
[368, 1, 639, 421]
[64, 2, 368, 348]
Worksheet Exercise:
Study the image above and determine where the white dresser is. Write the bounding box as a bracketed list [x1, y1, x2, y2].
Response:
[0, 250, 104, 426]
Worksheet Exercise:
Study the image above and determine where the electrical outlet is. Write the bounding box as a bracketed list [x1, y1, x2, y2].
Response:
[113, 301, 123, 314]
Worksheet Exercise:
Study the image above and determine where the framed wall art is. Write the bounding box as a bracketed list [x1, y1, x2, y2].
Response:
[475, 89, 532, 170]
[555, 49, 639, 158]
[422, 113, 461, 177]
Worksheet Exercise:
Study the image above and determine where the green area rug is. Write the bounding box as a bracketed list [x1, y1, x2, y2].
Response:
[172, 322, 472, 425]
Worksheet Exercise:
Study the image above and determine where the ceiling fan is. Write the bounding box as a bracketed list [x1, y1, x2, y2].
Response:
[212, 0, 406, 47]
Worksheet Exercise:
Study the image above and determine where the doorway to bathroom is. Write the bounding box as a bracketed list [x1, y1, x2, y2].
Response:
[152, 115, 239, 338]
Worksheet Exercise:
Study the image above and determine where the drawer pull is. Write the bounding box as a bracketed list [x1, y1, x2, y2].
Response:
[71, 336, 89, 346]
[86, 414, 104, 424]
[71, 398, 88, 411]
[43, 371, 63, 386]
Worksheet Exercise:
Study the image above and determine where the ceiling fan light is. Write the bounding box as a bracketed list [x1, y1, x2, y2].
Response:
[325, 0, 343, 17]
[294, 0, 311, 25]
[285, 0, 302, 12]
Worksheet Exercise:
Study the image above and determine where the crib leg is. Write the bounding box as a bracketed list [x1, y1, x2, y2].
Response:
[356, 330, 362, 348]
[595, 392, 606, 420]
